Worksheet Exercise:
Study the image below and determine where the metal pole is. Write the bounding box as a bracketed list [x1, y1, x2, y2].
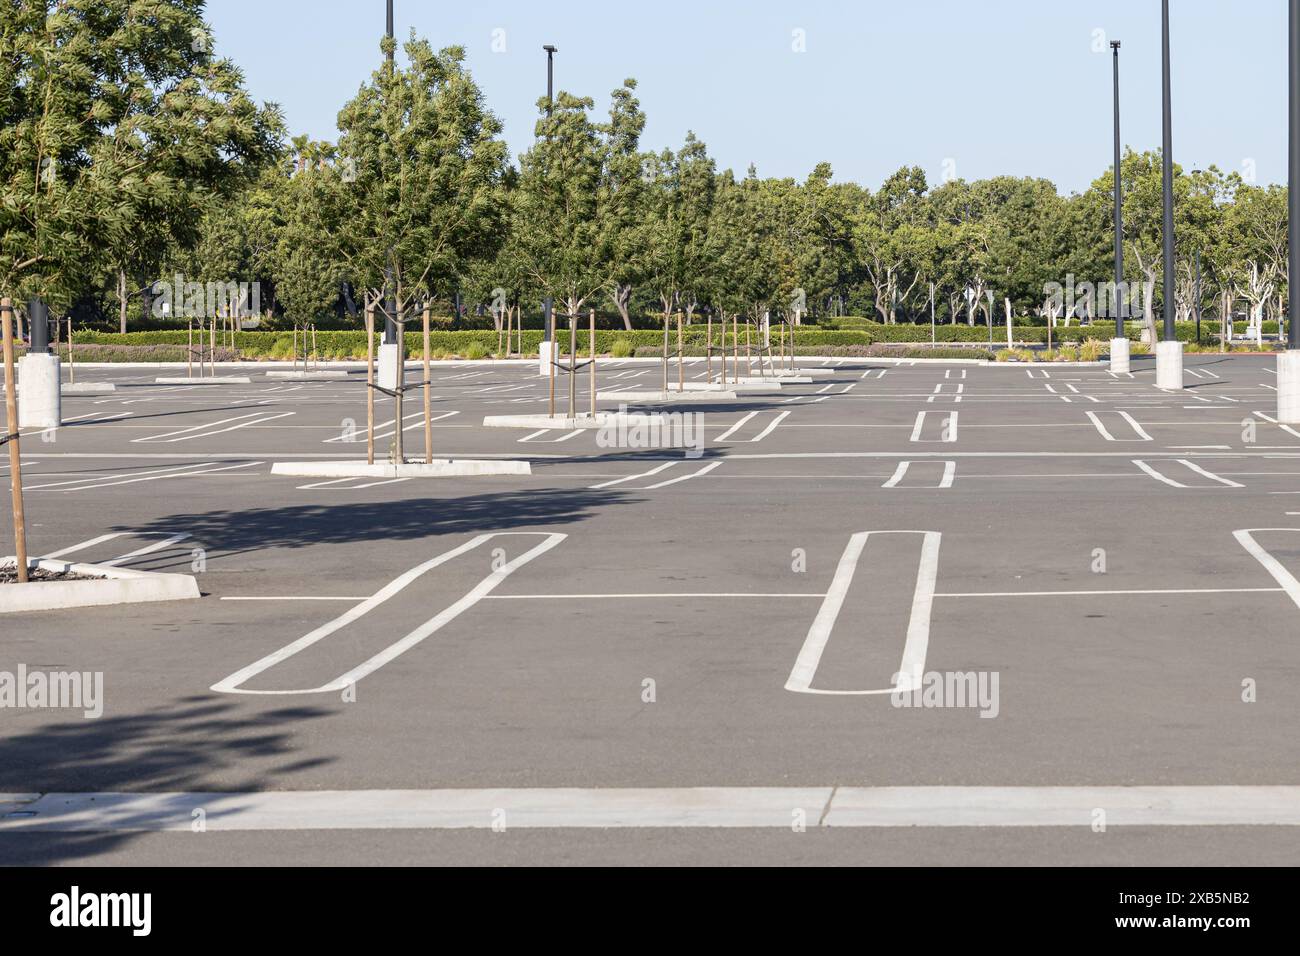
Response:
[930, 282, 936, 346]
[365, 304, 375, 466]
[423, 303, 432, 464]
[393, 311, 405, 464]
[1195, 249, 1202, 344]
[1112, 40, 1125, 339]
[707, 313, 713, 385]
[1290, 0, 1300, 349]
[568, 313, 577, 420]
[677, 313, 684, 391]
[2, 298, 28, 582]
[383, 3, 397, 346]
[1161, 0, 1175, 342]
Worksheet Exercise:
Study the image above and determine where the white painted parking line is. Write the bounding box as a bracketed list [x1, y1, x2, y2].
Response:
[909, 410, 958, 442]
[28, 461, 260, 492]
[785, 530, 941, 696]
[927, 383, 963, 403]
[642, 461, 722, 489]
[1234, 529, 1300, 611]
[716, 410, 789, 442]
[588, 461, 677, 489]
[212, 532, 566, 695]
[936, 587, 1282, 598]
[517, 428, 584, 443]
[132, 412, 293, 443]
[1253, 410, 1300, 440]
[1133, 460, 1188, 488]
[1086, 410, 1153, 441]
[40, 531, 190, 565]
[881, 460, 956, 489]
[1132, 459, 1243, 489]
[1177, 459, 1244, 488]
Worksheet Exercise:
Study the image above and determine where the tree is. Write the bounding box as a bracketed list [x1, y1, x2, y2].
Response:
[0, 0, 281, 321]
[334, 35, 509, 318]
[513, 91, 612, 320]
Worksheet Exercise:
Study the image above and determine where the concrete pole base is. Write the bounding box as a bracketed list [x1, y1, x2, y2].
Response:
[538, 341, 557, 377]
[1278, 350, 1300, 425]
[1108, 338, 1130, 374]
[377, 343, 401, 392]
[1155, 340, 1184, 390]
[17, 353, 61, 429]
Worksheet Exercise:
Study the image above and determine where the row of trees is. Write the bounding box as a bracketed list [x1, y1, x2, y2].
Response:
[2, 6, 1290, 337]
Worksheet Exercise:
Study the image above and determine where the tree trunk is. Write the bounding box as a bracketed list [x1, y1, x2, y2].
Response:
[615, 283, 633, 331]
[118, 269, 128, 333]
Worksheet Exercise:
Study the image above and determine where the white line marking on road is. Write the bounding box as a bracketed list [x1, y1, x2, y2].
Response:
[486, 592, 822, 600]
[785, 530, 941, 696]
[909, 410, 958, 442]
[881, 461, 956, 489]
[589, 461, 677, 489]
[1234, 529, 1300, 611]
[1177, 459, 1244, 488]
[1086, 410, 1153, 441]
[220, 596, 371, 602]
[643, 461, 722, 489]
[40, 531, 190, 564]
[749, 411, 790, 442]
[936, 587, 1282, 598]
[1254, 410, 1300, 439]
[715, 411, 757, 442]
[212, 532, 566, 695]
[132, 412, 293, 443]
[1133, 460, 1187, 488]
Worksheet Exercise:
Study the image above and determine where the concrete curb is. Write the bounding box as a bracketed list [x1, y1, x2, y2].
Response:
[271, 460, 531, 478]
[597, 390, 738, 402]
[0, 558, 200, 614]
[61, 382, 116, 394]
[155, 376, 252, 384]
[483, 412, 666, 430]
[265, 371, 351, 380]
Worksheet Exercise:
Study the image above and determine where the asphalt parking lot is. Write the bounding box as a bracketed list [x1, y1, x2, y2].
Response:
[2, 353, 1299, 865]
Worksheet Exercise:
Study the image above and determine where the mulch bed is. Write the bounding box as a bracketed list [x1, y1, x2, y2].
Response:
[0, 566, 105, 584]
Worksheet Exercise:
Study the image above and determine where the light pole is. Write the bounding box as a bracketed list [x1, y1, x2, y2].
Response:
[1156, 0, 1183, 389]
[1282, 0, 1300, 422]
[1109, 40, 1130, 373]
[540, 45, 558, 379]
[382, 0, 397, 347]
[544, 44, 557, 115]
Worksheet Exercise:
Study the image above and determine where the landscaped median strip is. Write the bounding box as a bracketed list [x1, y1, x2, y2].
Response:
[270, 460, 530, 479]
[0, 558, 200, 614]
[2, 787, 1300, 830]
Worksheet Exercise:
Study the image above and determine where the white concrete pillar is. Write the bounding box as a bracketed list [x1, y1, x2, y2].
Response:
[16, 352, 61, 429]
[1109, 338, 1130, 374]
[1278, 350, 1300, 425]
[538, 340, 557, 377]
[377, 342, 401, 392]
[1155, 340, 1184, 390]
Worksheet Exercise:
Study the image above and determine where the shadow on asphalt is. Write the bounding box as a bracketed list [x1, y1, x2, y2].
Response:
[113, 487, 638, 563]
[0, 696, 334, 865]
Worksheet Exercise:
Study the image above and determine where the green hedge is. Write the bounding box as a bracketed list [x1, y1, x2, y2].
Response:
[845, 319, 1277, 345]
[70, 328, 874, 359]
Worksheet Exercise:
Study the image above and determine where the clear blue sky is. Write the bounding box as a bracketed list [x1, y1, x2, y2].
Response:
[206, 0, 1288, 196]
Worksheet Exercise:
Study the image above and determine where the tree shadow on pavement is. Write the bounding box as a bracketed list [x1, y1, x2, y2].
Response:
[113, 487, 637, 564]
[0, 695, 335, 865]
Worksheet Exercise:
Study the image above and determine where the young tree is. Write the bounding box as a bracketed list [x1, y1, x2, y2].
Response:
[334, 36, 509, 316]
